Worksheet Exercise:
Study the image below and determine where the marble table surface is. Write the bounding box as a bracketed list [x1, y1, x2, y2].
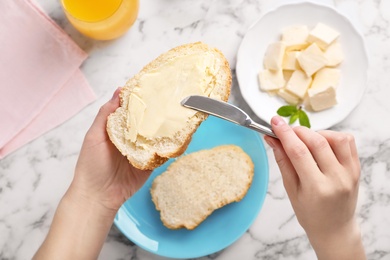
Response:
[1, 0, 390, 259]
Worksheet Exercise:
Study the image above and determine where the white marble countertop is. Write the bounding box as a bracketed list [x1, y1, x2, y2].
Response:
[1, 0, 390, 259]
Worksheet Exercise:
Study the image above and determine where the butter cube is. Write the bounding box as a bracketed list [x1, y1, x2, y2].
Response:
[308, 86, 337, 111]
[324, 41, 344, 67]
[308, 68, 340, 111]
[307, 23, 340, 50]
[297, 43, 328, 77]
[311, 68, 341, 90]
[263, 42, 286, 70]
[283, 70, 294, 82]
[285, 70, 312, 99]
[281, 25, 309, 51]
[277, 88, 300, 105]
[282, 51, 301, 70]
[258, 69, 285, 91]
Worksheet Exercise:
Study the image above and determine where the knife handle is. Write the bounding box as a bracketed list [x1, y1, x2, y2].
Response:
[247, 120, 278, 139]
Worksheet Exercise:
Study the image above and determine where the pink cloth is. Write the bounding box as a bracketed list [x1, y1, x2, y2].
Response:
[0, 0, 96, 159]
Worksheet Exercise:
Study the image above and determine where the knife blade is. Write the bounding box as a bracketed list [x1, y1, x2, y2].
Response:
[181, 95, 277, 138]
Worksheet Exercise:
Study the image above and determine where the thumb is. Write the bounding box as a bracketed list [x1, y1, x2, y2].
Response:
[264, 135, 299, 196]
[88, 88, 121, 138]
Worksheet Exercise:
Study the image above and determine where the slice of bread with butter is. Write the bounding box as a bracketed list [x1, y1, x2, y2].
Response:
[107, 42, 232, 170]
[150, 145, 254, 230]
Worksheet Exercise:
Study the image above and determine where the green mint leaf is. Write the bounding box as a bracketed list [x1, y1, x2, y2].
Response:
[289, 112, 299, 124]
[298, 110, 311, 128]
[277, 105, 298, 117]
[276, 105, 312, 128]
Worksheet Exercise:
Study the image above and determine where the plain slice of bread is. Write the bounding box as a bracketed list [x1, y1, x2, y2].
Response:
[150, 145, 254, 230]
[107, 42, 232, 170]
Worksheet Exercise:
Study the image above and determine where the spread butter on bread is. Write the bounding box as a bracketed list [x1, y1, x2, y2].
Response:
[150, 145, 254, 230]
[107, 42, 232, 170]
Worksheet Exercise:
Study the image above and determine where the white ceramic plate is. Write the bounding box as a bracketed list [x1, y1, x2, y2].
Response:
[236, 2, 368, 130]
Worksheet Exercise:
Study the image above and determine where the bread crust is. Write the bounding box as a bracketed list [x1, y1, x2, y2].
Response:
[106, 42, 232, 170]
[150, 145, 254, 230]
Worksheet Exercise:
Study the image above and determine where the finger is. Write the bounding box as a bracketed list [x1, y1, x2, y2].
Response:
[294, 127, 340, 173]
[317, 130, 353, 167]
[86, 88, 121, 141]
[320, 131, 359, 173]
[318, 131, 361, 186]
[348, 134, 360, 167]
[91, 88, 121, 130]
[270, 116, 318, 181]
[348, 134, 361, 181]
[264, 136, 299, 196]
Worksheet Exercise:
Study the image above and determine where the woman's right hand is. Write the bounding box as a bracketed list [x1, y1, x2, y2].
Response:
[264, 116, 365, 260]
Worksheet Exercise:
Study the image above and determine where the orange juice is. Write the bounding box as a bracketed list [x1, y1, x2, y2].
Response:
[61, 0, 139, 40]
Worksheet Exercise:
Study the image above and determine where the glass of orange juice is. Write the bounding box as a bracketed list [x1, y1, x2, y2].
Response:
[61, 0, 139, 40]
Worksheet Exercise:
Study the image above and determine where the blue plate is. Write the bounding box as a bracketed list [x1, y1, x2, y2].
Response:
[114, 116, 269, 259]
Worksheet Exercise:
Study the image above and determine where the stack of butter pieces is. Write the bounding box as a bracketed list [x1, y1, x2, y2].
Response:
[258, 23, 344, 111]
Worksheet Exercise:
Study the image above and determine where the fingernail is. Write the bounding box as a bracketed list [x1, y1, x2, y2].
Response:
[271, 116, 285, 126]
[111, 87, 121, 101]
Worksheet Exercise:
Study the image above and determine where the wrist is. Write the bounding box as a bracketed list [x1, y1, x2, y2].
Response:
[307, 219, 365, 260]
[33, 184, 117, 260]
[63, 183, 118, 221]
[71, 168, 131, 212]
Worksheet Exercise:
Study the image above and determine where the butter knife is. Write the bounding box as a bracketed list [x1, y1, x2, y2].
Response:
[181, 95, 277, 138]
